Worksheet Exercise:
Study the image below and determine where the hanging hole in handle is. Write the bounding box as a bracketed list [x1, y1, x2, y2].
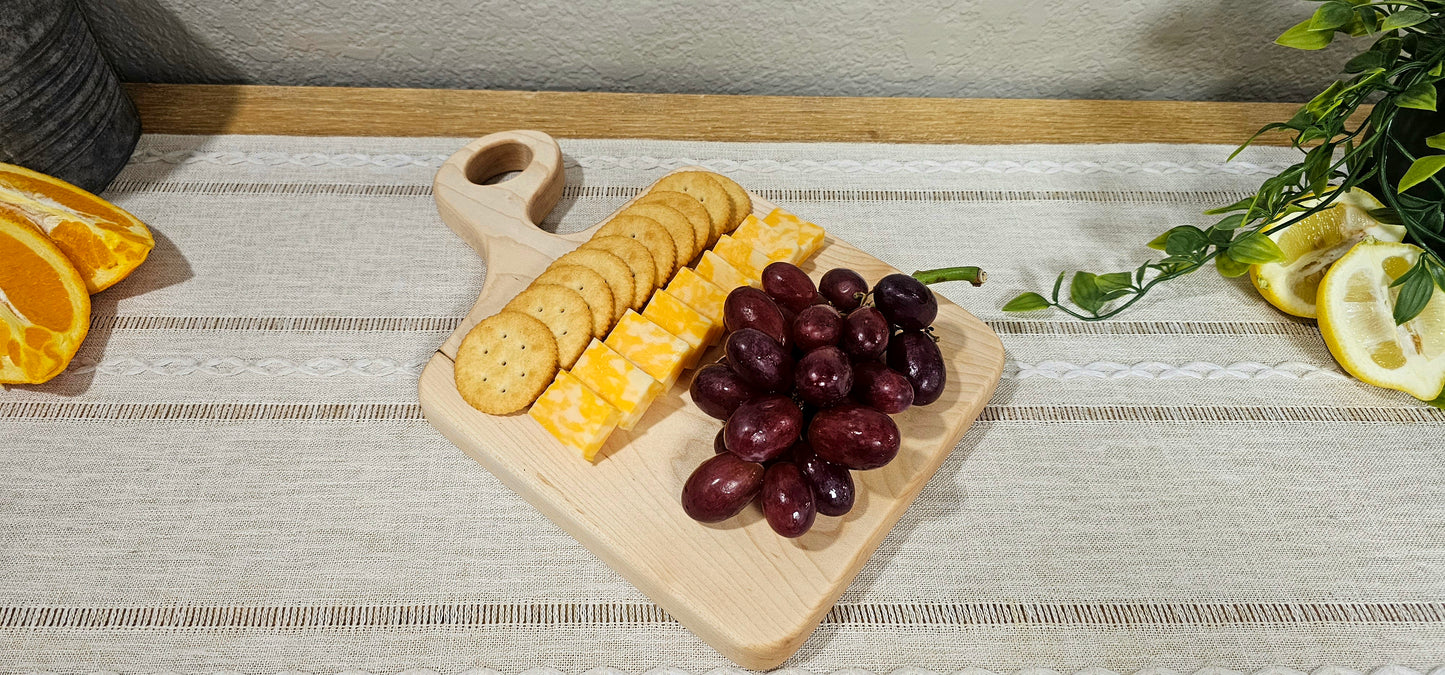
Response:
[464, 142, 534, 187]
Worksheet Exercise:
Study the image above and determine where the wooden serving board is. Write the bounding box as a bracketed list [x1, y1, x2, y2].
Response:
[418, 130, 1006, 669]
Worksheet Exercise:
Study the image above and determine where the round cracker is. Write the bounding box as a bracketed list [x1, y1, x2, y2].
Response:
[532, 264, 613, 340]
[651, 171, 735, 242]
[622, 202, 695, 270]
[581, 235, 655, 310]
[504, 283, 593, 369]
[595, 214, 675, 285]
[705, 173, 753, 231]
[550, 248, 633, 328]
[454, 311, 558, 415]
[637, 190, 713, 250]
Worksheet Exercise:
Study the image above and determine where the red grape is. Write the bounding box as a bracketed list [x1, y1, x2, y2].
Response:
[761, 262, 821, 313]
[689, 363, 759, 420]
[840, 306, 889, 360]
[682, 453, 765, 523]
[724, 327, 794, 393]
[724, 287, 787, 344]
[794, 346, 853, 408]
[761, 462, 816, 537]
[819, 268, 868, 312]
[873, 273, 938, 331]
[794, 441, 855, 517]
[792, 304, 843, 352]
[852, 361, 914, 414]
[887, 330, 946, 405]
[724, 395, 802, 462]
[807, 403, 900, 470]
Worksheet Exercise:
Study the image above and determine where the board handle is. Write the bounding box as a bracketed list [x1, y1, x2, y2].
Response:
[432, 129, 576, 267]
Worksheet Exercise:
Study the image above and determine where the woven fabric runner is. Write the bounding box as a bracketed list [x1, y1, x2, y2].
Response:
[2, 134, 1443, 673]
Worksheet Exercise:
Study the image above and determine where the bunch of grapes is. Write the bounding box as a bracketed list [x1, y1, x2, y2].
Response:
[683, 261, 947, 538]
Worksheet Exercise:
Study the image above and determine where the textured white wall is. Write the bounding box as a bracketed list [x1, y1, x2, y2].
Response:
[84, 0, 1356, 102]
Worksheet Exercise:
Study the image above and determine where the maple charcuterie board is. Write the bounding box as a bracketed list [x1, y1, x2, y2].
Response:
[417, 130, 1005, 669]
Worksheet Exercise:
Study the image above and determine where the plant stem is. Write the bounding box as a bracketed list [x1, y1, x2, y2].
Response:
[912, 266, 987, 286]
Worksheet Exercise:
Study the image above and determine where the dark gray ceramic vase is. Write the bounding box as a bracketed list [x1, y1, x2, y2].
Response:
[0, 0, 140, 194]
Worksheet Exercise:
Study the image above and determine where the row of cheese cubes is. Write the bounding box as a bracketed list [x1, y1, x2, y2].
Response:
[528, 208, 826, 460]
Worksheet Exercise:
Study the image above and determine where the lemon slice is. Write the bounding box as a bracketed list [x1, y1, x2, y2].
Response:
[1317, 240, 1445, 401]
[1249, 188, 1405, 318]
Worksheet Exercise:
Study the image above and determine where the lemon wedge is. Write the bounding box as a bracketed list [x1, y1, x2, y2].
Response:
[1249, 188, 1405, 318]
[1317, 240, 1445, 401]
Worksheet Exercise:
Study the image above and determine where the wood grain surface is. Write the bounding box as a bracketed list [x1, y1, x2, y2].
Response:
[417, 131, 1006, 669]
[126, 83, 1347, 145]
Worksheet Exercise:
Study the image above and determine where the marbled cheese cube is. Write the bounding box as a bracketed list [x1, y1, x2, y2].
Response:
[733, 213, 799, 263]
[665, 267, 728, 330]
[569, 339, 663, 431]
[695, 250, 757, 290]
[604, 310, 691, 390]
[766, 208, 826, 262]
[643, 289, 716, 368]
[712, 235, 772, 281]
[528, 370, 621, 461]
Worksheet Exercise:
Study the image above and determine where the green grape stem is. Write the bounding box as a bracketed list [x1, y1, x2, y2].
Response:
[912, 266, 987, 287]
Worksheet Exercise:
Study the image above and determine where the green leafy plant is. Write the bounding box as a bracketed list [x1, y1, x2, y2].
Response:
[1005, 0, 1445, 326]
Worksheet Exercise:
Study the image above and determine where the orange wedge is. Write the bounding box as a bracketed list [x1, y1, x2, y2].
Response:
[0, 162, 153, 293]
[0, 210, 90, 384]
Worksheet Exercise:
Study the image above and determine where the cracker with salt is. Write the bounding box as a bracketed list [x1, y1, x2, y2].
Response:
[454, 311, 558, 415]
[581, 235, 655, 310]
[595, 214, 675, 285]
[505, 283, 593, 369]
[550, 248, 634, 328]
[532, 264, 614, 339]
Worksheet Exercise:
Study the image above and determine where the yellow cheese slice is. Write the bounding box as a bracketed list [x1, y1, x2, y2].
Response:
[712, 235, 772, 281]
[766, 208, 826, 263]
[695, 250, 757, 290]
[604, 309, 691, 390]
[528, 370, 621, 461]
[643, 289, 717, 368]
[570, 339, 663, 431]
[665, 267, 728, 328]
[796, 220, 826, 262]
[734, 213, 799, 263]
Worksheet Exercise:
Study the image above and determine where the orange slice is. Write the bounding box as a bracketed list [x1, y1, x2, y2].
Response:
[0, 162, 154, 293]
[0, 210, 90, 384]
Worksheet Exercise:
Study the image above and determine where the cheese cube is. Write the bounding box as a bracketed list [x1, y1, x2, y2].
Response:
[570, 339, 663, 431]
[733, 214, 799, 263]
[666, 267, 728, 327]
[695, 250, 757, 290]
[604, 310, 691, 390]
[528, 370, 621, 461]
[796, 220, 826, 262]
[765, 208, 826, 263]
[712, 235, 772, 281]
[643, 289, 716, 368]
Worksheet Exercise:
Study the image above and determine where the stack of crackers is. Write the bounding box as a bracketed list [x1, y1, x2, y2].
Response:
[452, 170, 826, 460]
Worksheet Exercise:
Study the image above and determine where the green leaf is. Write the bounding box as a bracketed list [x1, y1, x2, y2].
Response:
[1002, 292, 1052, 313]
[1069, 272, 1105, 315]
[1277, 18, 1336, 50]
[1164, 227, 1210, 256]
[1213, 213, 1248, 230]
[1344, 50, 1385, 73]
[1382, 8, 1429, 31]
[1204, 196, 1256, 215]
[1427, 132, 1445, 151]
[1432, 61, 1444, 77]
[1429, 257, 1445, 292]
[1215, 251, 1252, 278]
[1426, 390, 1445, 410]
[1095, 272, 1134, 293]
[1228, 232, 1288, 265]
[1392, 264, 1435, 324]
[1398, 155, 1445, 192]
[1397, 82, 1438, 111]
[1311, 1, 1355, 30]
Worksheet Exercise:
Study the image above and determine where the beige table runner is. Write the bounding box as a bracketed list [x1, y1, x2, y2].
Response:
[2, 134, 1443, 673]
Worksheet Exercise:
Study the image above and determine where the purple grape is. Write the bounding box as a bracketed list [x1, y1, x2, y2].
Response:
[725, 395, 803, 462]
[852, 361, 914, 414]
[761, 462, 816, 537]
[840, 306, 889, 360]
[794, 441, 855, 517]
[887, 330, 946, 405]
[792, 304, 843, 352]
[807, 403, 900, 470]
[794, 346, 854, 408]
[761, 262, 821, 313]
[819, 268, 868, 312]
[724, 327, 794, 393]
[689, 363, 759, 420]
[724, 286, 787, 344]
[682, 453, 765, 523]
[714, 428, 727, 453]
[872, 273, 938, 331]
